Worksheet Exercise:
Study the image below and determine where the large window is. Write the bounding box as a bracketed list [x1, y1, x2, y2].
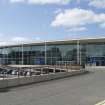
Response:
[0, 42, 105, 66]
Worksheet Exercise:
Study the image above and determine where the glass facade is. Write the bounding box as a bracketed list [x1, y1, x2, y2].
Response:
[0, 41, 105, 66]
[85, 44, 105, 66]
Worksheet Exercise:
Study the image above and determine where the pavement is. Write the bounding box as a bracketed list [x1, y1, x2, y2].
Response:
[95, 100, 105, 105]
[0, 69, 105, 105]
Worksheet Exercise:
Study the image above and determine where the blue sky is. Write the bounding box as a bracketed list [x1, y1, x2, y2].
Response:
[0, 0, 105, 42]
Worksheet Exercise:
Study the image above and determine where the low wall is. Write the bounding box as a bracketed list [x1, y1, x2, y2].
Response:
[0, 70, 86, 89]
[85, 66, 105, 71]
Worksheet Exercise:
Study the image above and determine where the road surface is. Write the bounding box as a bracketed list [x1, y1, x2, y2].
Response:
[0, 70, 105, 105]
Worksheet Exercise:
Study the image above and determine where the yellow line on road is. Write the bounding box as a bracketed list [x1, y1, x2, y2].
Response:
[95, 100, 105, 105]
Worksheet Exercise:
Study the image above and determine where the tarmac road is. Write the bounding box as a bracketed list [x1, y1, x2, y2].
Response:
[0, 70, 105, 105]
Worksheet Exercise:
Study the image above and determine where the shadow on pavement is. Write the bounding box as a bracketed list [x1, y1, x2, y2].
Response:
[0, 88, 10, 93]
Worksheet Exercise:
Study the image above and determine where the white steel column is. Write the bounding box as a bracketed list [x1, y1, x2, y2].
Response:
[45, 41, 47, 65]
[79, 45, 82, 65]
[77, 40, 80, 65]
[21, 44, 24, 65]
[2, 47, 5, 65]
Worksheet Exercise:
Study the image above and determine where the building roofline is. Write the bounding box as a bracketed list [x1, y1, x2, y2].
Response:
[0, 37, 105, 48]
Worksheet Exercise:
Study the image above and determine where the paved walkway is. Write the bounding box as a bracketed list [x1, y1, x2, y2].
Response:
[95, 100, 105, 105]
[0, 70, 105, 105]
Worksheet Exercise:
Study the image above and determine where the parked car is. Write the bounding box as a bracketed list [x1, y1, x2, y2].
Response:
[7, 70, 13, 74]
[11, 70, 18, 75]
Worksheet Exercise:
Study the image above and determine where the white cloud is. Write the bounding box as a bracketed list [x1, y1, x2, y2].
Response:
[34, 37, 41, 41]
[28, 0, 70, 5]
[10, 0, 71, 5]
[89, 0, 105, 8]
[100, 23, 105, 28]
[0, 33, 3, 37]
[51, 8, 105, 31]
[0, 42, 9, 46]
[11, 36, 42, 43]
[12, 36, 29, 42]
[54, 8, 62, 14]
[67, 27, 87, 32]
[10, 0, 25, 3]
[0, 36, 42, 46]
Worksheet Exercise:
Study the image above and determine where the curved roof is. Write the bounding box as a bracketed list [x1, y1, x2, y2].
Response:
[0, 37, 105, 48]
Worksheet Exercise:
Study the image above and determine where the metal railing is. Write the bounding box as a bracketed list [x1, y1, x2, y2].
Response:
[0, 64, 84, 80]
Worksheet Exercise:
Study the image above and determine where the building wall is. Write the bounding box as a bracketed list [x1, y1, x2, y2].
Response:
[0, 42, 105, 66]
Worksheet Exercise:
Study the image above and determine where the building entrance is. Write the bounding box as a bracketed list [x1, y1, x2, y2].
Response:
[87, 57, 105, 66]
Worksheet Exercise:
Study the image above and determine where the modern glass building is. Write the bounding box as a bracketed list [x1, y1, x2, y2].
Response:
[0, 38, 105, 66]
